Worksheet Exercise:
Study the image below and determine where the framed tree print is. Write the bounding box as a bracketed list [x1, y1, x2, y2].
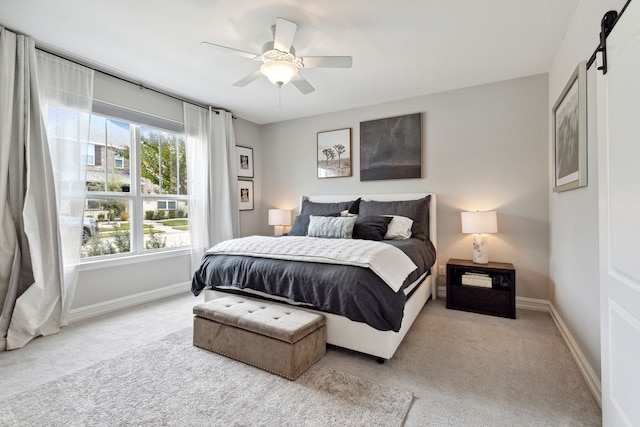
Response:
[317, 128, 352, 178]
[553, 61, 587, 192]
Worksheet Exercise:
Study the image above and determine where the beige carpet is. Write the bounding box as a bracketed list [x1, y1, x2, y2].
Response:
[0, 328, 412, 426]
[0, 293, 602, 426]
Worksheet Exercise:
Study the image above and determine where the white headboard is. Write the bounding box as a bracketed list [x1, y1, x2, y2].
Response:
[301, 193, 437, 280]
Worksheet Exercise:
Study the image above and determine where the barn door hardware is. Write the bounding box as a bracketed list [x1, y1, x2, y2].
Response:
[596, 10, 619, 74]
[587, 0, 634, 74]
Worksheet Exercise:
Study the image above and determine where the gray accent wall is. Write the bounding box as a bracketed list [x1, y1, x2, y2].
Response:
[260, 74, 549, 300]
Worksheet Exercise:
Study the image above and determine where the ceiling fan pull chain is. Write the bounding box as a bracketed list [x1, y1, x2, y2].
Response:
[278, 82, 282, 108]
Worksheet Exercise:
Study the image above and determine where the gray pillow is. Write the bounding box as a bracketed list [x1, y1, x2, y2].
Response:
[307, 215, 357, 239]
[288, 199, 357, 236]
[358, 195, 430, 240]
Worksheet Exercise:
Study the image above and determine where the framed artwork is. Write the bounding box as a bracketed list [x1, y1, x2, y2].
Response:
[553, 61, 587, 192]
[317, 128, 352, 178]
[238, 180, 254, 211]
[236, 146, 254, 178]
[360, 113, 422, 181]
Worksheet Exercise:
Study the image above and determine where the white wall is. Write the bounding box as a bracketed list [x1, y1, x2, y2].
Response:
[260, 74, 549, 300]
[548, 0, 628, 381]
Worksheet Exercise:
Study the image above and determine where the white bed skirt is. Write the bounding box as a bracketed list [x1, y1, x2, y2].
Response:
[203, 273, 433, 360]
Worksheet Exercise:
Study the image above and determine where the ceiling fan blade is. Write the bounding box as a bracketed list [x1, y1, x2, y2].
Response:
[273, 17, 297, 53]
[233, 70, 263, 87]
[301, 56, 353, 68]
[290, 74, 315, 94]
[200, 41, 260, 60]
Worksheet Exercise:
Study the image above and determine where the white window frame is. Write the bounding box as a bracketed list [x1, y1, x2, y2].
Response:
[114, 153, 124, 169]
[82, 110, 188, 262]
[87, 143, 95, 166]
[157, 200, 177, 210]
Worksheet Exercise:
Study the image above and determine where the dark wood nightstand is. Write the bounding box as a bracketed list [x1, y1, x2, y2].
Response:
[446, 258, 516, 319]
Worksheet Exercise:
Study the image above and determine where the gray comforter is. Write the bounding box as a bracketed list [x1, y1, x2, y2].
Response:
[191, 237, 436, 332]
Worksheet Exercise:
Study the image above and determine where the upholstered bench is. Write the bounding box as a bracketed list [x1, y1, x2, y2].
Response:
[193, 295, 326, 380]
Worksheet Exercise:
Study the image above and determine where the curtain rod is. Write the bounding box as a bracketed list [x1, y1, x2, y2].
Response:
[35, 45, 236, 118]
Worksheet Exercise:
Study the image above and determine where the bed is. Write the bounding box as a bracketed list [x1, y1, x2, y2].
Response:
[192, 193, 437, 361]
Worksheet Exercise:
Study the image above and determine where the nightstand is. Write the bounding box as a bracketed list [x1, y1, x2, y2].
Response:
[446, 258, 516, 319]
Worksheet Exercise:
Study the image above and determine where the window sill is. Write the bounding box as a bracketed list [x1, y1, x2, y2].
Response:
[78, 247, 191, 271]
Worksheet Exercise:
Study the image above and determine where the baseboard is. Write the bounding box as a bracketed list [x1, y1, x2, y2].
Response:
[547, 302, 602, 408]
[515, 296, 549, 311]
[67, 282, 190, 323]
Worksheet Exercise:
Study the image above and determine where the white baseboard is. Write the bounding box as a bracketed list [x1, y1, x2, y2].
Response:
[547, 302, 602, 408]
[67, 282, 190, 324]
[435, 289, 601, 406]
[515, 296, 549, 311]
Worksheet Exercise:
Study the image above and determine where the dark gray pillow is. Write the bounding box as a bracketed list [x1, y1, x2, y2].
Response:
[358, 195, 431, 240]
[288, 199, 357, 236]
[353, 215, 393, 241]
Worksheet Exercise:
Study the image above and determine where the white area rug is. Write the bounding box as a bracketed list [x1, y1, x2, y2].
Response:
[0, 328, 413, 426]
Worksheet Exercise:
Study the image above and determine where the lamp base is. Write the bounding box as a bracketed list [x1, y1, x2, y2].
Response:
[472, 234, 489, 264]
[273, 225, 284, 236]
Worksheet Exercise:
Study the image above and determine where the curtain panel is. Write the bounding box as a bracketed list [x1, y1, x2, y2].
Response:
[36, 50, 94, 325]
[184, 105, 239, 274]
[0, 27, 62, 350]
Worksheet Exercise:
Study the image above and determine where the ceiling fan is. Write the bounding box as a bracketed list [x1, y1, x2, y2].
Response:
[201, 17, 352, 94]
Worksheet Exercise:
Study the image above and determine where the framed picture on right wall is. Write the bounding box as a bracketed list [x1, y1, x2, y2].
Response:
[553, 61, 587, 192]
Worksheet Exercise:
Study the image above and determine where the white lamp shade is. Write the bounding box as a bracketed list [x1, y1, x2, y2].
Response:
[260, 61, 298, 85]
[461, 211, 498, 234]
[268, 209, 292, 226]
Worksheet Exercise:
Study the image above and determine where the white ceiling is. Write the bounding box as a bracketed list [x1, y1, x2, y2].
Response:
[0, 0, 579, 125]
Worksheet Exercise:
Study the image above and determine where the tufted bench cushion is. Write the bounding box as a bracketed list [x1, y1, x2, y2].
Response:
[193, 295, 326, 380]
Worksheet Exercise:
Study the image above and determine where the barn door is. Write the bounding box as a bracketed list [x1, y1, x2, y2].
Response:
[596, 1, 640, 425]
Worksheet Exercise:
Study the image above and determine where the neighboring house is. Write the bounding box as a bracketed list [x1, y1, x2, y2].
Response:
[86, 118, 131, 193]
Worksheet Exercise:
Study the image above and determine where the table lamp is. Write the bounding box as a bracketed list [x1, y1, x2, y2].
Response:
[268, 209, 291, 236]
[461, 211, 498, 264]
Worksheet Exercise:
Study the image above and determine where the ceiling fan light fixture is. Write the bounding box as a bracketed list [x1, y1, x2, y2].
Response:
[260, 60, 298, 86]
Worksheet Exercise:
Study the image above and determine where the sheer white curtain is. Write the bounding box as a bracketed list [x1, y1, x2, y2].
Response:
[0, 28, 63, 350]
[35, 51, 94, 325]
[184, 104, 239, 273]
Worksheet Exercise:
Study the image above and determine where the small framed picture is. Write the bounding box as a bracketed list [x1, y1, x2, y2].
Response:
[553, 61, 587, 192]
[238, 180, 254, 211]
[317, 128, 352, 179]
[236, 146, 254, 178]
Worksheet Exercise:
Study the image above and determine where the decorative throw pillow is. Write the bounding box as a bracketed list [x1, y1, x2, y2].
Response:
[288, 199, 358, 236]
[358, 195, 430, 240]
[353, 215, 393, 241]
[307, 215, 357, 239]
[384, 215, 414, 240]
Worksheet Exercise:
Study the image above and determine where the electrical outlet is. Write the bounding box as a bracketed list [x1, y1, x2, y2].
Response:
[438, 265, 446, 276]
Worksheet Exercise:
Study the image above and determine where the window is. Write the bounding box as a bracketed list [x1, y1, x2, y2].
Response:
[87, 144, 96, 166]
[114, 153, 124, 169]
[157, 200, 177, 210]
[82, 112, 189, 259]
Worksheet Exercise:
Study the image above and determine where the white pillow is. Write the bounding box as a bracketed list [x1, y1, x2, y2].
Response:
[339, 210, 357, 217]
[384, 215, 413, 240]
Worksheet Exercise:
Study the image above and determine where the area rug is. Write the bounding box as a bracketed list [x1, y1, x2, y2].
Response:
[0, 328, 413, 426]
